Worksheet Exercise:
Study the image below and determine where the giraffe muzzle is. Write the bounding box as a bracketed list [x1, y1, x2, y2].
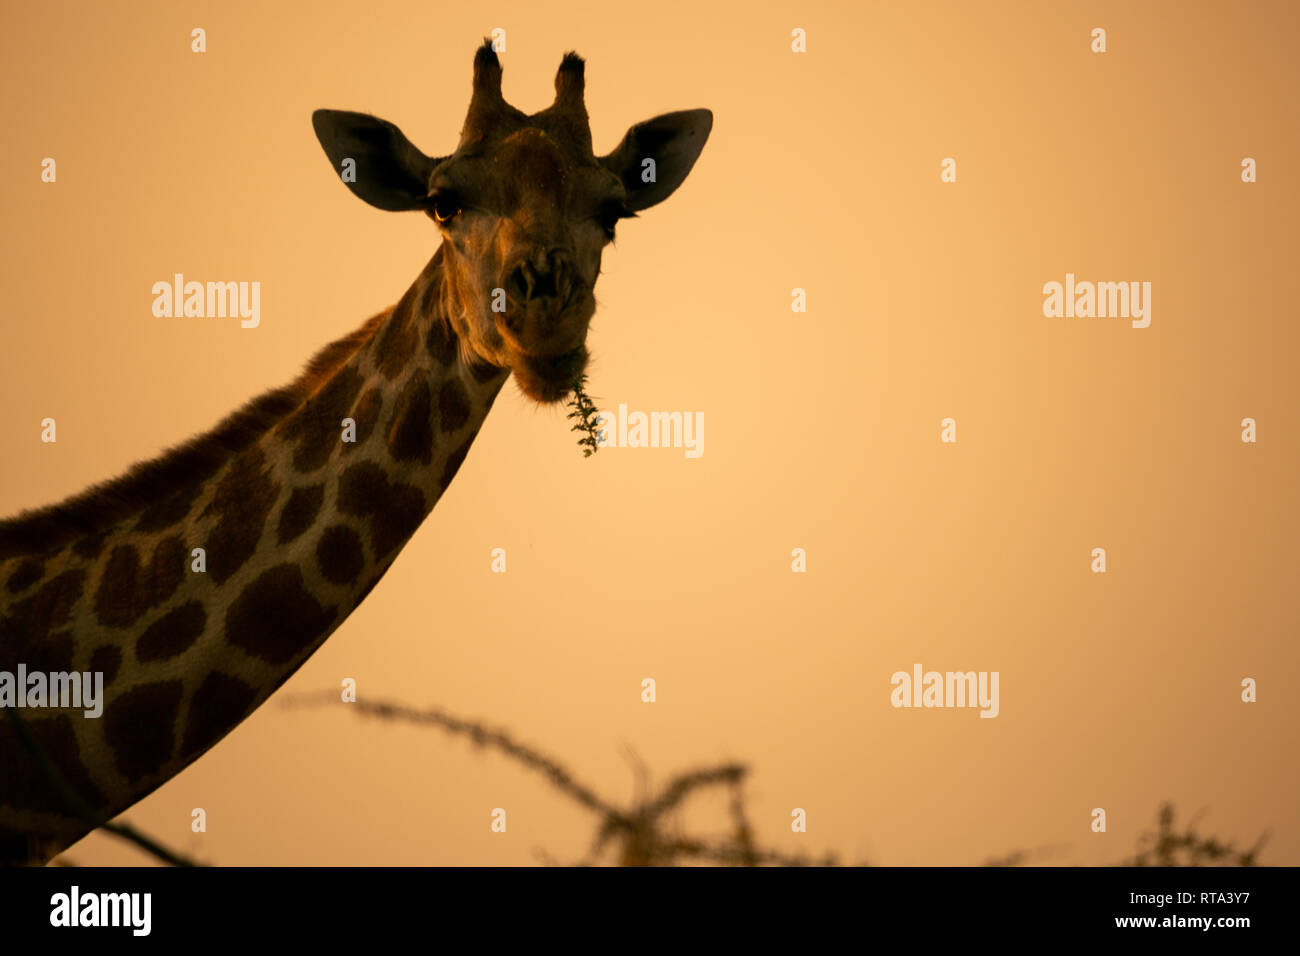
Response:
[509, 343, 589, 404]
[495, 252, 595, 403]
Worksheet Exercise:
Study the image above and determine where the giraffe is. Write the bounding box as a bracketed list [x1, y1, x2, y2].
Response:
[0, 41, 711, 865]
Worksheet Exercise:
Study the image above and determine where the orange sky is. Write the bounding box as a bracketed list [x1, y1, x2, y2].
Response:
[1, 0, 1296, 865]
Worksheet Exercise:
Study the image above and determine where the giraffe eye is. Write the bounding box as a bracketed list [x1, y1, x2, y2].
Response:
[429, 192, 462, 225]
[598, 201, 633, 240]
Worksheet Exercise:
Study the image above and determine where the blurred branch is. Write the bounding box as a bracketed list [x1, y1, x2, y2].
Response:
[981, 844, 1071, 867]
[1125, 802, 1268, 867]
[291, 691, 1269, 868]
[286, 690, 844, 866]
[284, 689, 616, 817]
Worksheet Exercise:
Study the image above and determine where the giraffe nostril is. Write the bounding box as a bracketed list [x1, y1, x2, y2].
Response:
[549, 253, 572, 299]
[506, 250, 575, 305]
[531, 267, 558, 300]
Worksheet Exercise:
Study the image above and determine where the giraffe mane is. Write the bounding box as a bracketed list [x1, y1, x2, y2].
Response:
[0, 312, 387, 563]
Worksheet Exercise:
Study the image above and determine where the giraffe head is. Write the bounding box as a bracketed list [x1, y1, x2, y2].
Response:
[312, 41, 712, 403]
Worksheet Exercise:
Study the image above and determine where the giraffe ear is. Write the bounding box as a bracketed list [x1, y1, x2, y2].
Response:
[600, 109, 713, 212]
[311, 109, 439, 212]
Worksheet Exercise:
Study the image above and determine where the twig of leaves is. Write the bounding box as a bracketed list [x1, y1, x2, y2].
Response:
[566, 372, 602, 457]
[1126, 803, 1268, 866]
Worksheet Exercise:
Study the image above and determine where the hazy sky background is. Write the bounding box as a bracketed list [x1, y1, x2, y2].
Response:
[1, 0, 1296, 864]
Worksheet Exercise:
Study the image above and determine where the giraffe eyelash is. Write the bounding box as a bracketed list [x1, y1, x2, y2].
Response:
[598, 201, 636, 238]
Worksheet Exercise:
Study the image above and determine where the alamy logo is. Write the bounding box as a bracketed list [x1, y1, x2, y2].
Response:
[1042, 272, 1151, 328]
[890, 664, 1000, 718]
[0, 665, 104, 718]
[50, 886, 151, 936]
[594, 404, 704, 458]
[152, 273, 261, 328]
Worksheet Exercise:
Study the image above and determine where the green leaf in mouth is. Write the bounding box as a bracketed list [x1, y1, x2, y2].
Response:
[565, 372, 602, 458]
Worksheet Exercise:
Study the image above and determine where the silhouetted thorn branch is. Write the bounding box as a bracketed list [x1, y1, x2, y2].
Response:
[283, 692, 1269, 868]
[1125, 802, 1268, 867]
[288, 691, 841, 865]
[283, 690, 616, 818]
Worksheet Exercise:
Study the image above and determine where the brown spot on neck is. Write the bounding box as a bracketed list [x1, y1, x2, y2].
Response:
[4, 558, 44, 594]
[104, 681, 183, 782]
[316, 524, 365, 584]
[440, 434, 479, 488]
[343, 387, 385, 454]
[337, 461, 427, 560]
[437, 378, 472, 433]
[224, 564, 337, 665]
[0, 569, 85, 648]
[89, 644, 122, 684]
[201, 448, 280, 585]
[94, 537, 186, 628]
[136, 601, 207, 662]
[387, 378, 436, 464]
[277, 484, 325, 545]
[180, 672, 259, 761]
[376, 296, 421, 380]
[426, 312, 459, 367]
[134, 484, 203, 534]
[469, 358, 507, 384]
[283, 365, 366, 473]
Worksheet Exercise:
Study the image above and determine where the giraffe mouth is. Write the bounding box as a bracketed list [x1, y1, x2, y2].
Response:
[511, 345, 588, 404]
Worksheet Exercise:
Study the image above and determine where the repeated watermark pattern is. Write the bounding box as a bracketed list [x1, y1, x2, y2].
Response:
[595, 404, 705, 458]
[0, 666, 104, 719]
[0, 15, 1287, 879]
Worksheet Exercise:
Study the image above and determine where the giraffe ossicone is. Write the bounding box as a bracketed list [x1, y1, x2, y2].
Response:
[0, 40, 711, 865]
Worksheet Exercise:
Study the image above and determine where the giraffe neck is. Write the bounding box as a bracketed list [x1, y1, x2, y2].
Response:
[0, 246, 510, 863]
